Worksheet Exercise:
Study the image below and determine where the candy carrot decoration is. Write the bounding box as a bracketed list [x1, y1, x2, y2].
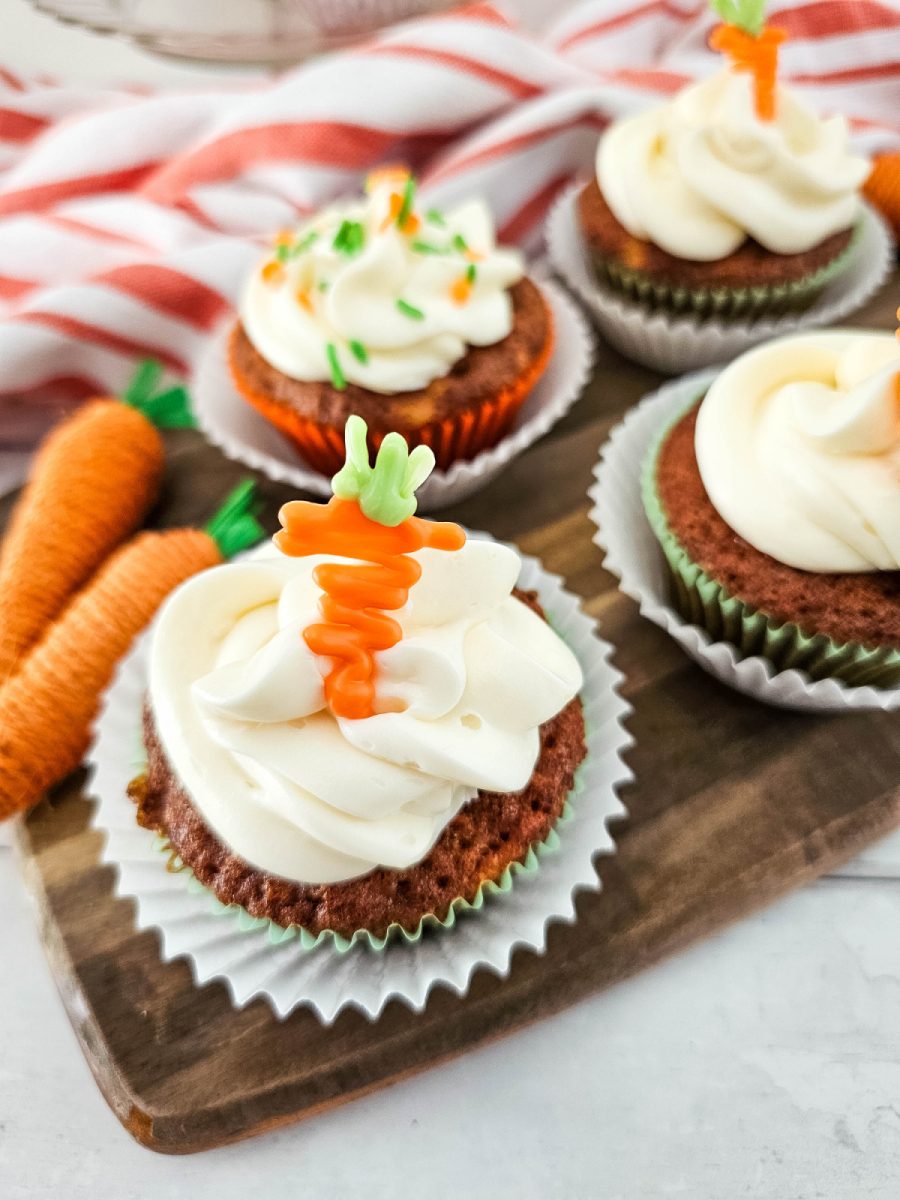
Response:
[0, 360, 194, 686]
[709, 0, 786, 122]
[276, 416, 465, 720]
[0, 482, 263, 820]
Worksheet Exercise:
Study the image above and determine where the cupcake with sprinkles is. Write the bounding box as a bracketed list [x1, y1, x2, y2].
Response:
[229, 168, 553, 474]
[576, 0, 871, 319]
[133, 417, 586, 942]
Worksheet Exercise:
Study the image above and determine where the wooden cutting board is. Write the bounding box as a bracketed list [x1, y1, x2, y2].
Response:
[9, 282, 900, 1155]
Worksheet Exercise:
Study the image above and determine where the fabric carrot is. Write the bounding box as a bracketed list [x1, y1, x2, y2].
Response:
[865, 153, 900, 241]
[276, 416, 465, 720]
[0, 359, 195, 685]
[0, 481, 263, 821]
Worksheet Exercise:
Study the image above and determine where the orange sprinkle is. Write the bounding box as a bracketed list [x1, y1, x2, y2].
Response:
[379, 191, 420, 235]
[464, 248, 485, 263]
[380, 192, 404, 232]
[710, 23, 787, 122]
[366, 164, 411, 193]
[296, 288, 313, 314]
[274, 228, 293, 247]
[450, 276, 472, 305]
[276, 497, 465, 720]
[261, 260, 285, 286]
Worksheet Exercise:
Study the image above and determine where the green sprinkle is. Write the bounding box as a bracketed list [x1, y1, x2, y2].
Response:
[291, 230, 319, 256]
[318, 280, 329, 292]
[275, 242, 290, 262]
[333, 219, 365, 256]
[411, 240, 444, 255]
[453, 233, 469, 254]
[396, 298, 425, 320]
[709, 0, 766, 37]
[466, 263, 477, 284]
[426, 207, 446, 227]
[397, 176, 416, 227]
[349, 339, 369, 364]
[326, 342, 346, 390]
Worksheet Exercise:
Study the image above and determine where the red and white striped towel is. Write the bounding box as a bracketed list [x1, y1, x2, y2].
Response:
[0, 0, 898, 450]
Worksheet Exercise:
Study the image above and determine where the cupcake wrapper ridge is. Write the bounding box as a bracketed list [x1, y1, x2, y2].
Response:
[642, 395, 900, 689]
[228, 318, 554, 476]
[152, 777, 583, 952]
[593, 220, 863, 321]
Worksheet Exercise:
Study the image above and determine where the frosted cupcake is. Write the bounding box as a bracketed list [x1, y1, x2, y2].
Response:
[578, 2, 870, 318]
[643, 329, 900, 686]
[229, 169, 553, 474]
[133, 418, 586, 940]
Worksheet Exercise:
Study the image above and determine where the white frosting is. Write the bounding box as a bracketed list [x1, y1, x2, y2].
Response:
[695, 331, 900, 573]
[596, 69, 869, 260]
[239, 179, 525, 394]
[148, 540, 583, 884]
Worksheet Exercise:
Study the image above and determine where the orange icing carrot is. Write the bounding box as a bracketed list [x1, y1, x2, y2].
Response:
[710, 22, 787, 121]
[274, 417, 465, 720]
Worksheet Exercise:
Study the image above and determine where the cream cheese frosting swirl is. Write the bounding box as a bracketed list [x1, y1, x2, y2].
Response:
[239, 178, 525, 394]
[695, 331, 900, 573]
[148, 540, 583, 885]
[596, 69, 869, 260]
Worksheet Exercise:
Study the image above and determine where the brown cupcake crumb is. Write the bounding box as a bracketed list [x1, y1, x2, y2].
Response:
[577, 179, 853, 291]
[133, 591, 588, 939]
[655, 404, 900, 649]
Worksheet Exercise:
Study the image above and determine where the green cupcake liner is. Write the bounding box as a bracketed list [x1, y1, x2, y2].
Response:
[154, 763, 585, 953]
[593, 219, 863, 321]
[641, 391, 900, 688]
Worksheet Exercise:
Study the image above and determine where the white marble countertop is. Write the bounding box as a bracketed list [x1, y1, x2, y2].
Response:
[3, 4, 900, 1197]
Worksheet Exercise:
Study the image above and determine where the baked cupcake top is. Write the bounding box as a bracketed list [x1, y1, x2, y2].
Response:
[695, 330, 900, 573]
[239, 169, 525, 395]
[595, 18, 869, 261]
[148, 419, 582, 885]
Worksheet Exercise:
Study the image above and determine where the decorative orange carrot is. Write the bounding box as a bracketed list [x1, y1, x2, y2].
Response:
[276, 417, 465, 720]
[710, 0, 786, 122]
[0, 482, 262, 820]
[0, 360, 195, 685]
[865, 154, 900, 242]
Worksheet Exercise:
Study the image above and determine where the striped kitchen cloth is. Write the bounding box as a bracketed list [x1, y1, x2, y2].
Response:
[0, 0, 897, 445]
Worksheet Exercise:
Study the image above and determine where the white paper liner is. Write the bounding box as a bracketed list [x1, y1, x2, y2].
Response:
[546, 182, 894, 375]
[589, 366, 900, 713]
[192, 280, 594, 511]
[89, 542, 631, 1023]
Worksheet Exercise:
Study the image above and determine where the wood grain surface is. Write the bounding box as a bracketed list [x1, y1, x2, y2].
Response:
[8, 280, 900, 1154]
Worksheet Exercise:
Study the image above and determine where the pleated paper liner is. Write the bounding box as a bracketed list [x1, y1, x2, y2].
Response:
[589, 366, 900, 713]
[642, 396, 900, 689]
[193, 280, 594, 512]
[90, 543, 631, 1022]
[150, 791, 576, 952]
[228, 319, 553, 475]
[546, 182, 894, 374]
[592, 222, 860, 319]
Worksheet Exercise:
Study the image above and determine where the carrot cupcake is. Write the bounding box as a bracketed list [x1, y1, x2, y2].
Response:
[134, 418, 585, 941]
[578, 1, 870, 319]
[230, 169, 553, 474]
[643, 329, 900, 686]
